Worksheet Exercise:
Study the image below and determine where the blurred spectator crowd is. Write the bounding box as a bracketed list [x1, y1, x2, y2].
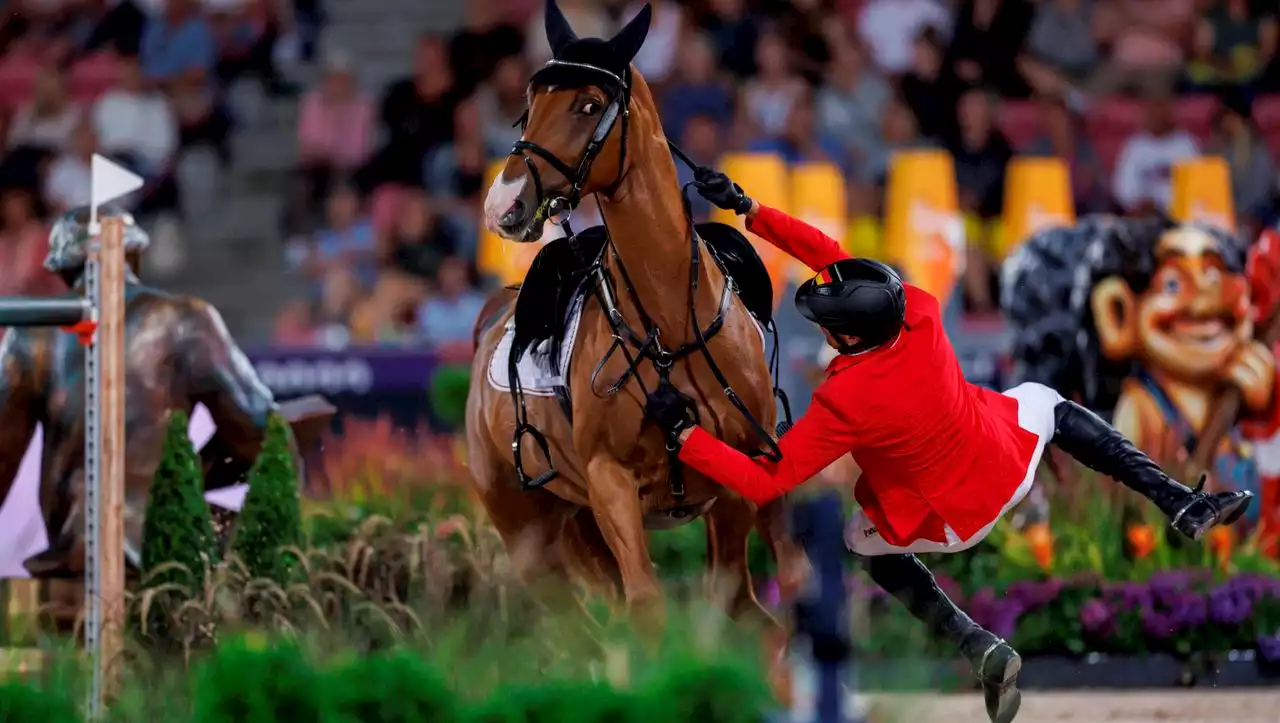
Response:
[277, 0, 1280, 350]
[1, 0, 1278, 350]
[0, 0, 308, 303]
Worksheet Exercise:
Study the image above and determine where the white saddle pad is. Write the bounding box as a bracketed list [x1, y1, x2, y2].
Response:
[487, 292, 587, 396]
[486, 288, 769, 397]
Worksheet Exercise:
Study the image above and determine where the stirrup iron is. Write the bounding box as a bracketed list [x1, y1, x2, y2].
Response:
[513, 423, 558, 490]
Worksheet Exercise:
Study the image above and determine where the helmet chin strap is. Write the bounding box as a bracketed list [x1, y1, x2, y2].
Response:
[835, 329, 903, 357]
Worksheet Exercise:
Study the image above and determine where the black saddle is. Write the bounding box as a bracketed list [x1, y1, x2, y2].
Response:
[511, 226, 609, 373]
[510, 222, 775, 377]
[696, 221, 774, 327]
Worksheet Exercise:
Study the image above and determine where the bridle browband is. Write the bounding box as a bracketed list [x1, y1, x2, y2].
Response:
[505, 57, 792, 501]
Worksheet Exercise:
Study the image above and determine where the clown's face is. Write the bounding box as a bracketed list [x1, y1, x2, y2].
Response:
[1136, 227, 1252, 380]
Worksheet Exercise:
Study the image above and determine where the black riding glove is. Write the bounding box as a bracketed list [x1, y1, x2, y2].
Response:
[693, 168, 754, 215]
[644, 382, 696, 439]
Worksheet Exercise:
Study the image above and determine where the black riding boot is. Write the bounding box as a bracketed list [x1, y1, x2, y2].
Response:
[1052, 401, 1253, 540]
[864, 554, 1022, 723]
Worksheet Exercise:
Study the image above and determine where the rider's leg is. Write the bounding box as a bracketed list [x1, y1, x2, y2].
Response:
[858, 553, 1020, 723]
[849, 516, 1021, 723]
[1050, 396, 1252, 540]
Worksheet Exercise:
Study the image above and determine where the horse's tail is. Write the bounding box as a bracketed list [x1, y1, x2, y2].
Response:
[474, 285, 520, 348]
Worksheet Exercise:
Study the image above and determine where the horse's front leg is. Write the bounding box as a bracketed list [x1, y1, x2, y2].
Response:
[703, 494, 773, 624]
[585, 456, 664, 628]
[705, 494, 791, 703]
[756, 497, 809, 607]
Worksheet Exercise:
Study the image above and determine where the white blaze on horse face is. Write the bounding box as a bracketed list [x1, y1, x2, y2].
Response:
[483, 169, 528, 237]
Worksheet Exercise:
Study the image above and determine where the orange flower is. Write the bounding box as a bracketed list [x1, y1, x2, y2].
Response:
[1126, 523, 1157, 559]
[1206, 526, 1235, 569]
[1025, 522, 1054, 570]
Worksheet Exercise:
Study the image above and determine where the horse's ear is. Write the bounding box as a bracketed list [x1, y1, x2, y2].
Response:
[545, 0, 578, 58]
[607, 3, 652, 64]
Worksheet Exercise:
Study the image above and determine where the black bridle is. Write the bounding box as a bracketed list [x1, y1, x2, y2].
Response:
[510, 59, 632, 225]
[505, 59, 792, 502]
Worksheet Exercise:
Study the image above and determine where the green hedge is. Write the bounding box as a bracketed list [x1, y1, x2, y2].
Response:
[231, 414, 303, 584]
[0, 638, 771, 723]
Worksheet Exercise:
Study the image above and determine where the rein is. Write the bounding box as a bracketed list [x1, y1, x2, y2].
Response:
[505, 59, 793, 501]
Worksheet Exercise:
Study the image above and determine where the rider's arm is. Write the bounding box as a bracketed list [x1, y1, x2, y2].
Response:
[678, 379, 859, 505]
[744, 202, 852, 273]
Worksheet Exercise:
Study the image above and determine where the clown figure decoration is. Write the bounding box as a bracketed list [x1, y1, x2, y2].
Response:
[1092, 224, 1272, 496]
[1004, 217, 1276, 528]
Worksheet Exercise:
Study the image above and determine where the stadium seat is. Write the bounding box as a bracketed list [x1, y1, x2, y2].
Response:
[996, 99, 1042, 151]
[369, 184, 408, 235]
[0, 56, 41, 109]
[1175, 95, 1218, 141]
[1086, 96, 1144, 139]
[69, 53, 122, 104]
[1254, 94, 1280, 133]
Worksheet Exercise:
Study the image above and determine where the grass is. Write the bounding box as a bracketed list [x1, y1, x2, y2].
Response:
[0, 499, 778, 721]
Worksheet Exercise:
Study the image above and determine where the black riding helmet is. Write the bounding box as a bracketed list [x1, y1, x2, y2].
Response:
[795, 258, 906, 354]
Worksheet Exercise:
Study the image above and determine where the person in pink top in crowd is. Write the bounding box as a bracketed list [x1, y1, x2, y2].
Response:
[0, 186, 61, 341]
[296, 51, 374, 217]
[0, 187, 59, 297]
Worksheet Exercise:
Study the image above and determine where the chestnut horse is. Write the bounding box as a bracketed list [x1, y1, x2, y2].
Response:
[467, 1, 804, 636]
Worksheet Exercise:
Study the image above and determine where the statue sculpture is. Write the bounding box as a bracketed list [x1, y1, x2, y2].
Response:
[0, 205, 331, 582]
[1003, 217, 1279, 544]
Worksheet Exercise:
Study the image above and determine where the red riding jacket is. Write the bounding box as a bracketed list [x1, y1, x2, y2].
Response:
[678, 205, 1039, 547]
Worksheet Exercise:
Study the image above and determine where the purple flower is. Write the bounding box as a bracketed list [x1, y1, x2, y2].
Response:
[1006, 579, 1064, 609]
[1228, 574, 1280, 603]
[1106, 581, 1150, 611]
[1209, 588, 1253, 625]
[1080, 599, 1114, 634]
[1148, 572, 1195, 607]
[988, 601, 1023, 640]
[1140, 607, 1178, 638]
[1176, 596, 1208, 627]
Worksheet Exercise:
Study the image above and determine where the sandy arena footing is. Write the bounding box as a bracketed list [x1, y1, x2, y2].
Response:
[866, 690, 1280, 722]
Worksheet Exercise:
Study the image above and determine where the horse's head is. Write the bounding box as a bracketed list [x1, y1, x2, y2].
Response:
[483, 0, 652, 242]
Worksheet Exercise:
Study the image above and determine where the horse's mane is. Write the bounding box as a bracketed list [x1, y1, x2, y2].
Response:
[998, 215, 1244, 414]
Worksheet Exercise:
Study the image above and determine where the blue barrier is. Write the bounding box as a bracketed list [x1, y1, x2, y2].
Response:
[789, 491, 864, 723]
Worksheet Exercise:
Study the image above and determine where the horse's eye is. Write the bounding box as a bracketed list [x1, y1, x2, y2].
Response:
[580, 100, 601, 116]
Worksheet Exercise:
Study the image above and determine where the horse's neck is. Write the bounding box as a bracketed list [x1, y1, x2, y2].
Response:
[600, 158, 723, 343]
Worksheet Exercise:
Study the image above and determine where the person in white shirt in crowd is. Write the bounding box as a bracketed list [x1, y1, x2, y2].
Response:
[1111, 88, 1200, 214]
[857, 0, 952, 75]
[623, 0, 683, 86]
[43, 121, 98, 214]
[92, 54, 178, 180]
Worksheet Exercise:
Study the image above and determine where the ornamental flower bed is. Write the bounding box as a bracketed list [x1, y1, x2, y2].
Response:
[832, 571, 1280, 665]
[300, 423, 1280, 669]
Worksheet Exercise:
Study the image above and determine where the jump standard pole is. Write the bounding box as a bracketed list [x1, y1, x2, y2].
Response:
[0, 214, 127, 718]
[85, 214, 126, 717]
